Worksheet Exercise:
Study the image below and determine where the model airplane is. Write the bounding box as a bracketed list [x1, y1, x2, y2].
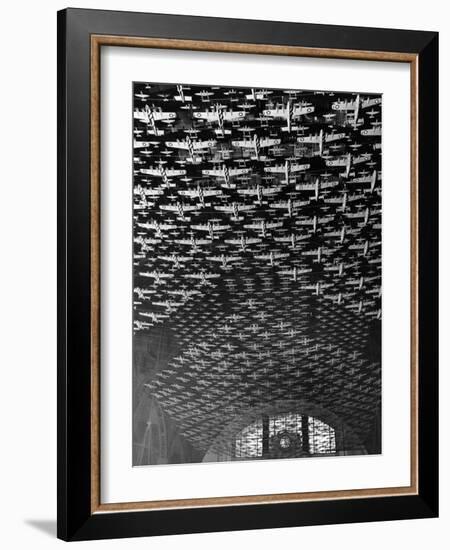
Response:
[237, 184, 282, 204]
[263, 100, 315, 132]
[331, 94, 382, 125]
[297, 130, 346, 156]
[264, 160, 311, 183]
[214, 202, 256, 221]
[133, 104, 176, 135]
[193, 105, 246, 135]
[231, 135, 281, 160]
[165, 137, 217, 163]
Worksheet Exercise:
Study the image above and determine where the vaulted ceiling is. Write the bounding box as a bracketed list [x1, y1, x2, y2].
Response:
[132, 81, 382, 457]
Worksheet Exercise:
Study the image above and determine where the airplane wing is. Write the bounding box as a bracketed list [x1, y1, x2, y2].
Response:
[203, 188, 222, 197]
[295, 182, 317, 191]
[260, 138, 281, 147]
[174, 239, 192, 245]
[349, 175, 371, 183]
[321, 180, 339, 189]
[353, 155, 371, 165]
[325, 158, 347, 167]
[291, 163, 311, 172]
[274, 236, 290, 243]
[202, 169, 223, 176]
[331, 100, 356, 111]
[325, 132, 346, 142]
[231, 140, 252, 148]
[262, 108, 286, 117]
[229, 168, 251, 176]
[297, 134, 321, 144]
[224, 238, 241, 245]
[266, 186, 283, 194]
[292, 199, 310, 207]
[165, 141, 190, 150]
[193, 140, 216, 149]
[264, 166, 284, 173]
[361, 97, 382, 109]
[166, 169, 186, 176]
[193, 111, 217, 121]
[134, 140, 154, 148]
[140, 168, 161, 176]
[293, 106, 315, 116]
[133, 110, 148, 121]
[222, 111, 246, 121]
[152, 111, 176, 121]
[361, 127, 381, 137]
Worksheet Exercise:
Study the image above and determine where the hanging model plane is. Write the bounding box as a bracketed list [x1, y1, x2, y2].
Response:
[165, 137, 217, 164]
[136, 220, 174, 237]
[237, 184, 283, 205]
[262, 100, 315, 132]
[325, 153, 371, 177]
[297, 130, 346, 156]
[245, 88, 273, 101]
[183, 271, 221, 286]
[193, 105, 246, 135]
[157, 254, 194, 269]
[277, 266, 312, 281]
[254, 250, 289, 266]
[138, 270, 174, 284]
[331, 94, 382, 125]
[133, 104, 176, 135]
[174, 84, 192, 102]
[274, 233, 310, 249]
[191, 220, 231, 239]
[224, 234, 262, 251]
[202, 165, 251, 188]
[174, 234, 211, 251]
[208, 254, 243, 268]
[159, 201, 199, 221]
[231, 135, 281, 160]
[243, 219, 284, 237]
[264, 160, 311, 183]
[213, 202, 256, 221]
[269, 197, 310, 217]
[178, 185, 223, 207]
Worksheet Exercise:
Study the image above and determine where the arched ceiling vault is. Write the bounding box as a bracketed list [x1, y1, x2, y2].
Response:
[132, 82, 382, 458]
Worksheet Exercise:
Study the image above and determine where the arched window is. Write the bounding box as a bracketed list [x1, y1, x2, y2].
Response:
[234, 412, 336, 459]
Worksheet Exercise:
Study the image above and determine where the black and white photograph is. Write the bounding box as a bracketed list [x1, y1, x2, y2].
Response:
[132, 82, 382, 466]
[0, 1, 442, 547]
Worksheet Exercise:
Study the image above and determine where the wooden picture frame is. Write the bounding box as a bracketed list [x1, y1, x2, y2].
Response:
[57, 8, 438, 541]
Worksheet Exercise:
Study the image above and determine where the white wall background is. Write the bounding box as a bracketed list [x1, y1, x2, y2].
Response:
[0, 1, 446, 548]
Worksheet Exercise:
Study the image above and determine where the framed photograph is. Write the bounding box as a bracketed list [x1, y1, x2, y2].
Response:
[57, 8, 438, 541]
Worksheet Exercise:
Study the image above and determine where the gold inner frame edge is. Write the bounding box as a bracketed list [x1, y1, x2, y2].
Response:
[89, 35, 419, 514]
